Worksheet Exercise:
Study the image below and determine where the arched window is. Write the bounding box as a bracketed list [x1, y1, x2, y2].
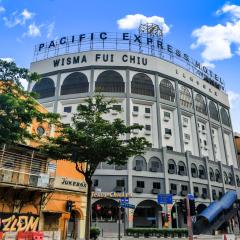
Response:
[179, 86, 193, 108]
[236, 175, 240, 187]
[133, 156, 147, 171]
[228, 173, 234, 185]
[191, 163, 198, 178]
[131, 73, 154, 96]
[178, 161, 187, 176]
[209, 101, 219, 121]
[221, 108, 230, 126]
[159, 79, 175, 102]
[95, 70, 125, 93]
[198, 165, 206, 179]
[209, 167, 215, 181]
[168, 159, 176, 174]
[215, 169, 221, 183]
[223, 171, 228, 184]
[32, 78, 55, 99]
[149, 157, 163, 172]
[61, 72, 89, 95]
[195, 94, 207, 115]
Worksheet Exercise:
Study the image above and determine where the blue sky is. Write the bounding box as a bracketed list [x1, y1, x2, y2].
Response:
[0, 0, 240, 131]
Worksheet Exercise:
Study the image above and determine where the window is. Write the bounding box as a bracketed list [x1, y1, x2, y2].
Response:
[203, 140, 207, 146]
[179, 86, 193, 109]
[116, 179, 125, 187]
[168, 159, 176, 174]
[113, 105, 121, 111]
[145, 125, 151, 131]
[164, 111, 171, 118]
[153, 182, 161, 189]
[184, 134, 190, 140]
[199, 165, 206, 179]
[36, 127, 45, 136]
[165, 128, 172, 135]
[95, 70, 124, 93]
[137, 181, 145, 188]
[215, 170, 221, 182]
[61, 72, 89, 95]
[195, 94, 207, 115]
[181, 185, 188, 191]
[183, 117, 188, 124]
[209, 168, 215, 181]
[136, 160, 143, 167]
[170, 183, 177, 190]
[64, 106, 72, 113]
[151, 161, 160, 169]
[93, 179, 98, 187]
[221, 108, 230, 126]
[131, 73, 154, 96]
[209, 101, 219, 121]
[167, 146, 173, 151]
[160, 79, 175, 102]
[194, 186, 199, 193]
[32, 78, 55, 99]
[202, 125, 205, 131]
[191, 164, 197, 177]
[133, 106, 139, 112]
[145, 107, 151, 114]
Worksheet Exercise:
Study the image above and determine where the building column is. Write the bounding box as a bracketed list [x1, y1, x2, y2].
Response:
[185, 151, 194, 194]
[53, 72, 61, 113]
[155, 74, 162, 149]
[218, 161, 226, 193]
[204, 157, 213, 202]
[162, 147, 169, 194]
[89, 68, 94, 96]
[175, 81, 184, 153]
[157, 209, 162, 228]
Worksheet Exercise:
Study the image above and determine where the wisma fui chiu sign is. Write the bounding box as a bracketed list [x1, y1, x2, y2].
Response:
[33, 31, 224, 91]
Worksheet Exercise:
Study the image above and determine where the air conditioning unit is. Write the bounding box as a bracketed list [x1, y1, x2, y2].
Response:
[202, 130, 206, 135]
[183, 122, 188, 127]
[132, 111, 138, 116]
[194, 192, 200, 198]
[111, 111, 118, 115]
[37, 174, 50, 188]
[135, 166, 142, 171]
[150, 167, 158, 172]
[61, 114, 67, 118]
[115, 186, 123, 193]
[204, 146, 208, 150]
[0, 170, 13, 183]
[202, 193, 208, 199]
[152, 188, 160, 194]
[145, 130, 151, 136]
[132, 129, 139, 134]
[29, 175, 39, 187]
[168, 169, 175, 174]
[164, 133, 171, 139]
[144, 113, 151, 118]
[163, 116, 170, 122]
[135, 187, 143, 193]
[181, 190, 188, 196]
[184, 139, 189, 144]
[170, 189, 177, 195]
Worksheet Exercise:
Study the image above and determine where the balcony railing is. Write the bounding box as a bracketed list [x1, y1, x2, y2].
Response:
[0, 146, 55, 190]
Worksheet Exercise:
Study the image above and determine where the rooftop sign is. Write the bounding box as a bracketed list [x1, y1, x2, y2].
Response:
[33, 32, 225, 91]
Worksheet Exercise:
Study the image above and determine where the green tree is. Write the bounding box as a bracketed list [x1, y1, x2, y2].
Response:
[43, 95, 149, 240]
[0, 59, 59, 145]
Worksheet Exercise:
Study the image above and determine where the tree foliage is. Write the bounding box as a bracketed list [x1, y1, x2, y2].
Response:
[0, 59, 59, 145]
[42, 94, 149, 240]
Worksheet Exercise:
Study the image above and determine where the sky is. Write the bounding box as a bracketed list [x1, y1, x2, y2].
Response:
[0, 0, 240, 132]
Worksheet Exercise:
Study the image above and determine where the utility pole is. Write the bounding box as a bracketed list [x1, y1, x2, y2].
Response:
[118, 202, 121, 240]
[186, 197, 193, 240]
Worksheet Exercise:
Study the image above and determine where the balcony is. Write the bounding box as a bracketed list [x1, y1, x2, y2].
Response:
[0, 146, 55, 190]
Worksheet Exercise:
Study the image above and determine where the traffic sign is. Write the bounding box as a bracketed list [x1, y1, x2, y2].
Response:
[157, 194, 173, 204]
[120, 203, 135, 209]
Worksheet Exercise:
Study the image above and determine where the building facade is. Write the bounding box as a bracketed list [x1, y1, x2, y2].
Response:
[0, 98, 86, 239]
[29, 31, 240, 234]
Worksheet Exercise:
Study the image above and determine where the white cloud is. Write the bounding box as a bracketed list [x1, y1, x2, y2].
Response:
[24, 22, 41, 37]
[47, 22, 55, 38]
[228, 91, 240, 132]
[3, 8, 34, 28]
[191, 4, 240, 65]
[117, 14, 170, 34]
[0, 6, 5, 13]
[0, 57, 14, 62]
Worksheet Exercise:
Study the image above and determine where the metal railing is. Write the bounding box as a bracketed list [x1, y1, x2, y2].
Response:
[0, 147, 55, 189]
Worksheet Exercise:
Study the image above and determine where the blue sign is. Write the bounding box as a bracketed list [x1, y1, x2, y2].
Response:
[188, 194, 195, 201]
[120, 197, 129, 203]
[157, 194, 173, 204]
[120, 203, 135, 209]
